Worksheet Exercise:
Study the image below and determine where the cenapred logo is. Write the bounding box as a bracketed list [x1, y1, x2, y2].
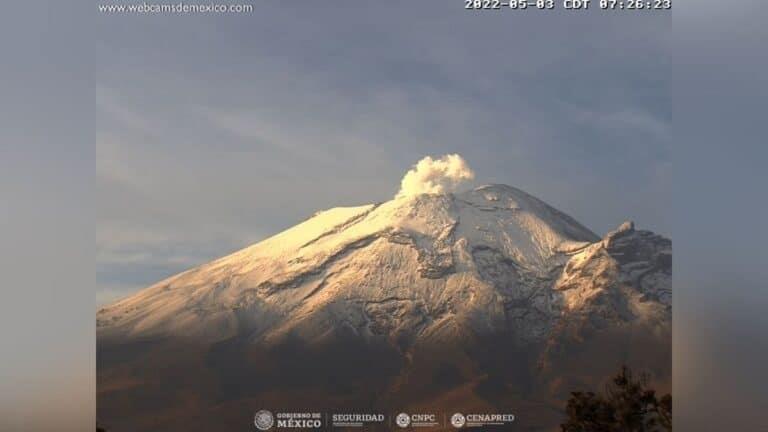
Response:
[395, 413, 411, 428]
[450, 413, 466, 428]
[452, 413, 516, 428]
[254, 410, 275, 430]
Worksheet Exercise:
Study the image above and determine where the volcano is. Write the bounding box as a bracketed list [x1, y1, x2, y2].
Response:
[97, 184, 671, 431]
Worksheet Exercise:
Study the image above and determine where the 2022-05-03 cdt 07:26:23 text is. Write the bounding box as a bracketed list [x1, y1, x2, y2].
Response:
[464, 0, 672, 11]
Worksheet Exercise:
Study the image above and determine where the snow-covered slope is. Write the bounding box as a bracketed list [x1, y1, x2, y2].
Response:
[97, 185, 669, 354]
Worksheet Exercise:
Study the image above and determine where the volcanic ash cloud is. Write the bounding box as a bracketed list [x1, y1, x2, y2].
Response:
[396, 154, 475, 198]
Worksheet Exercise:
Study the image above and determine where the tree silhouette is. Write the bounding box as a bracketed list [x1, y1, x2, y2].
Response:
[561, 366, 671, 432]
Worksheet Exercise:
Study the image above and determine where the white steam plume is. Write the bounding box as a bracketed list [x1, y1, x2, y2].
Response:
[396, 154, 475, 198]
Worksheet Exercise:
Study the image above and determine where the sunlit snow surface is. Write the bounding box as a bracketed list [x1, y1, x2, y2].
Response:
[98, 185, 669, 351]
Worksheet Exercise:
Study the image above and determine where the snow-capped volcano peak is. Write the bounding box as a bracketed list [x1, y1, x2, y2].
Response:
[215, 184, 596, 281]
[97, 175, 669, 351]
[97, 156, 669, 359]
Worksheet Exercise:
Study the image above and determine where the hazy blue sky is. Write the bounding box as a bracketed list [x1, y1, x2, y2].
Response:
[96, 3, 671, 304]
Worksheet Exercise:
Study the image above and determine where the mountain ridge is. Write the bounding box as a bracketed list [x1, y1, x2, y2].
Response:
[98, 184, 668, 351]
[97, 183, 671, 431]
